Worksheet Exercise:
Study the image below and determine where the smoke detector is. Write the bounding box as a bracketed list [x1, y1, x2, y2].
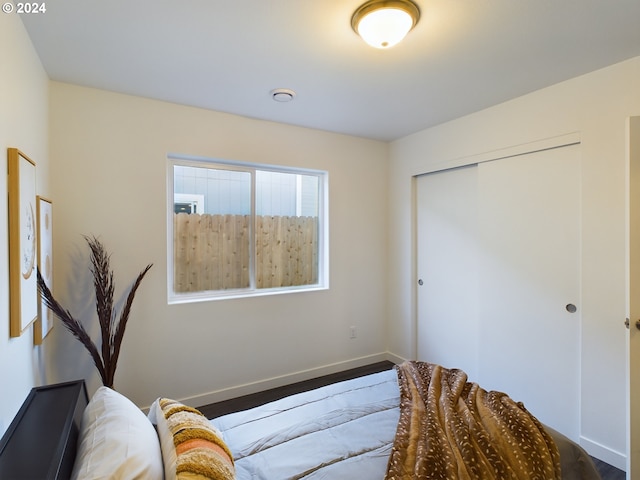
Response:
[271, 88, 296, 102]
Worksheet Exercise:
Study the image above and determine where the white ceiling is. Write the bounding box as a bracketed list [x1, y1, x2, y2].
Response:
[21, 0, 640, 142]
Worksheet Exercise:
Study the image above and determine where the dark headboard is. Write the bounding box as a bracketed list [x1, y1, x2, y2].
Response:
[0, 380, 88, 479]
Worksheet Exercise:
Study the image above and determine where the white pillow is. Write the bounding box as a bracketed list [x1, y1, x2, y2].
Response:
[71, 386, 164, 480]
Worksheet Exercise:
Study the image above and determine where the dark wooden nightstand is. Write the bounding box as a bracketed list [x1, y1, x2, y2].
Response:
[0, 380, 88, 479]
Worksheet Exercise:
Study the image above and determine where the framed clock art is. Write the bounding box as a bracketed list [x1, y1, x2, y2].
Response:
[8, 148, 38, 337]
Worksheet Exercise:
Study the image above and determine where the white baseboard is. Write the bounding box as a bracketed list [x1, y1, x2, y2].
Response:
[385, 351, 408, 365]
[581, 436, 626, 471]
[171, 352, 397, 411]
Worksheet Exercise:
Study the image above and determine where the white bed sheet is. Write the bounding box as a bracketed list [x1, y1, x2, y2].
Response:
[211, 369, 400, 480]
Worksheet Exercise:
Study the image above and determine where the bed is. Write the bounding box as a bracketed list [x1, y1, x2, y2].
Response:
[0, 361, 601, 479]
[212, 362, 601, 480]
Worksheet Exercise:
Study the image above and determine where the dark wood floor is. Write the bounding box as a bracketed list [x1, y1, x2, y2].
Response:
[592, 457, 626, 480]
[199, 360, 625, 479]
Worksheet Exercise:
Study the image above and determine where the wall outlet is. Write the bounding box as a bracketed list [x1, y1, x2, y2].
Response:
[350, 326, 357, 339]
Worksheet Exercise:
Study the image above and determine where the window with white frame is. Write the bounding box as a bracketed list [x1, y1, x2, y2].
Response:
[168, 155, 328, 302]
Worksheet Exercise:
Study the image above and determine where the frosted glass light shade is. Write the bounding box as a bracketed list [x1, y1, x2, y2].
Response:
[352, 0, 420, 49]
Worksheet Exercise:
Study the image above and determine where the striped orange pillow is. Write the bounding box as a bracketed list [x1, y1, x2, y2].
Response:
[151, 398, 235, 480]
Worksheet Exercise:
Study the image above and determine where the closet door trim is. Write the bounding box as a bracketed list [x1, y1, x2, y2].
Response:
[416, 132, 580, 176]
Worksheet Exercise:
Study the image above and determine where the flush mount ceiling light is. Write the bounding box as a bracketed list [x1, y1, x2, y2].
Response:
[351, 0, 420, 49]
[271, 88, 296, 102]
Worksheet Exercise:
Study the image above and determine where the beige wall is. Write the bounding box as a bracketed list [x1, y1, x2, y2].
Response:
[46, 82, 390, 408]
[0, 13, 50, 434]
[388, 56, 640, 469]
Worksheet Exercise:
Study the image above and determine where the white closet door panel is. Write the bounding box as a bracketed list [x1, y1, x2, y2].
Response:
[416, 165, 479, 379]
[477, 145, 581, 441]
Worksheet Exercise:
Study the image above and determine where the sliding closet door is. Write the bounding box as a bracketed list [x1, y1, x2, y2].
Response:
[477, 145, 581, 441]
[416, 165, 479, 379]
[416, 144, 581, 442]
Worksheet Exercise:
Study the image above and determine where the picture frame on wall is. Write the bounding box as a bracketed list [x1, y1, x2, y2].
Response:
[8, 148, 38, 337]
[34, 196, 53, 345]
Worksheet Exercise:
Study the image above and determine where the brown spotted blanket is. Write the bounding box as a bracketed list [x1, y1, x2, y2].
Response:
[385, 361, 562, 480]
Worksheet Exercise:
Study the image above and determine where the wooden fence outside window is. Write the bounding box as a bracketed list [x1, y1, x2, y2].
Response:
[173, 213, 318, 293]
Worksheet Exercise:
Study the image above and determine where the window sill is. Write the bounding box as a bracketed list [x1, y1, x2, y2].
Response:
[168, 284, 329, 304]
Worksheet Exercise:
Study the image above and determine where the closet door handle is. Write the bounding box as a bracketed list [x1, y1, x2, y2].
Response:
[625, 318, 640, 330]
[418, 279, 424, 286]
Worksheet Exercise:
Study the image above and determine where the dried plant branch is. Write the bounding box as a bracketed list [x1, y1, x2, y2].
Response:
[37, 236, 152, 389]
[85, 235, 115, 381]
[105, 263, 153, 387]
[37, 268, 108, 384]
